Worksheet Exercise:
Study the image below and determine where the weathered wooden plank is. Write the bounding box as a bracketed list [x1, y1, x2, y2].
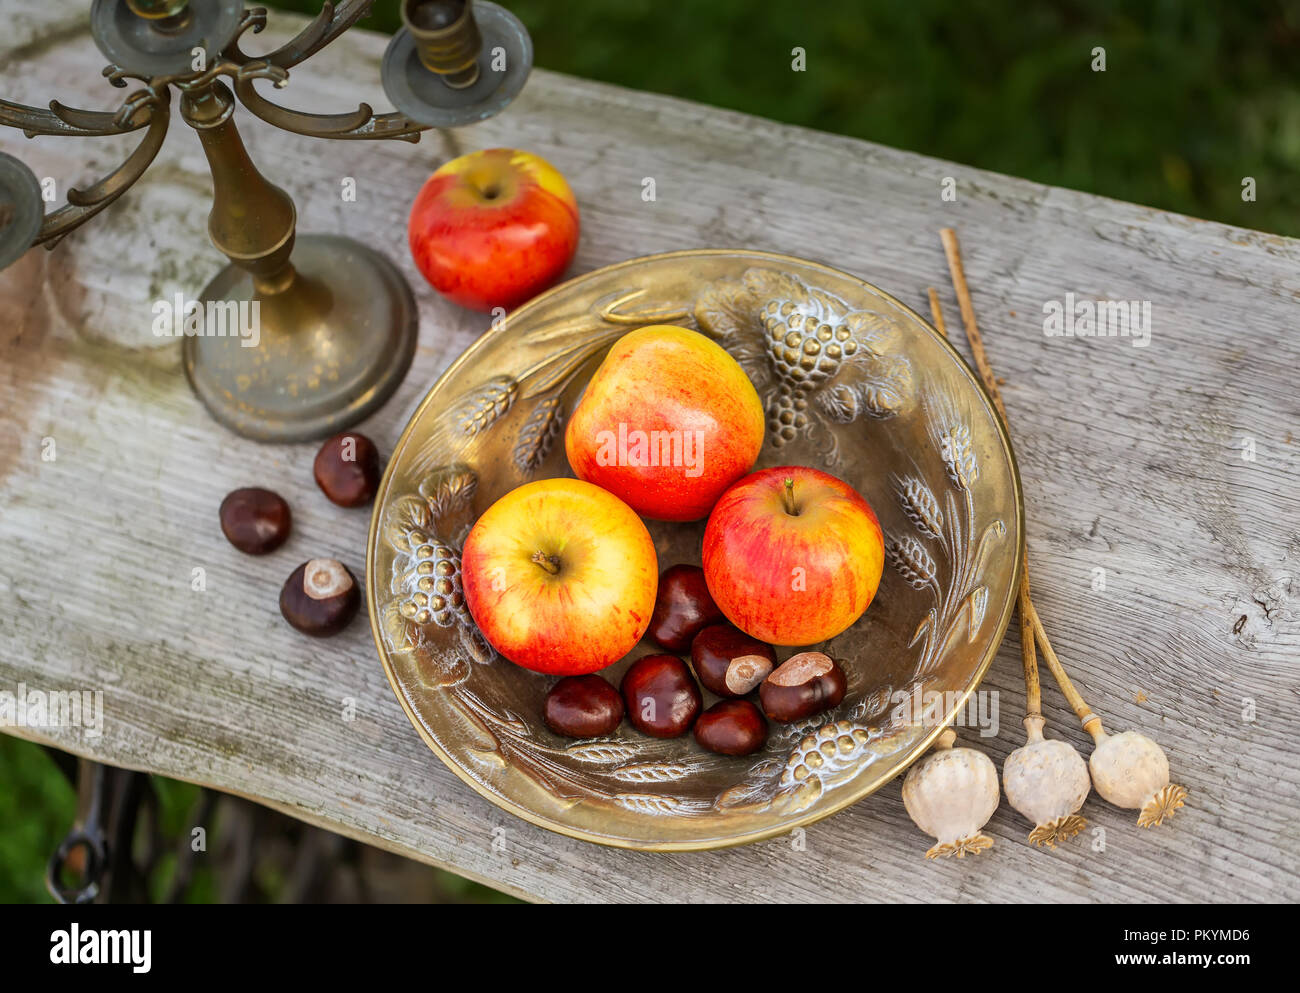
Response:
[2, 1, 1297, 903]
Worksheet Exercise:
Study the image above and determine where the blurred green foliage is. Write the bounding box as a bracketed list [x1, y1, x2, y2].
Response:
[0, 741, 220, 903]
[309, 0, 1300, 235]
[0, 737, 74, 902]
[0, 738, 517, 903]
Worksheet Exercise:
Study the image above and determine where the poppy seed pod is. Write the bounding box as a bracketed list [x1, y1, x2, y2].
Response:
[1002, 715, 1091, 847]
[901, 729, 1000, 859]
[1088, 728, 1187, 828]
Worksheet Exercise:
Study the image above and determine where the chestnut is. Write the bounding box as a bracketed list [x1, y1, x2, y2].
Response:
[693, 699, 768, 756]
[280, 558, 360, 636]
[691, 623, 776, 697]
[313, 431, 381, 508]
[544, 675, 624, 738]
[648, 564, 725, 653]
[759, 652, 847, 722]
[620, 654, 702, 738]
[219, 487, 291, 555]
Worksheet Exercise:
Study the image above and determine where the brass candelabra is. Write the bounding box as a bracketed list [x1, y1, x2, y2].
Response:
[0, 0, 533, 441]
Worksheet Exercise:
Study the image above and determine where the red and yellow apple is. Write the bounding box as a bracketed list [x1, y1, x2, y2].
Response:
[408, 148, 579, 312]
[461, 478, 657, 674]
[564, 325, 765, 521]
[702, 466, 884, 646]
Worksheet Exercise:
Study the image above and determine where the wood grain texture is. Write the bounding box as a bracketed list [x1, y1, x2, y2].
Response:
[2, 1, 1297, 903]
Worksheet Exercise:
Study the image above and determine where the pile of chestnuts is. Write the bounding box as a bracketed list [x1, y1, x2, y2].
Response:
[218, 431, 383, 638]
[543, 563, 847, 756]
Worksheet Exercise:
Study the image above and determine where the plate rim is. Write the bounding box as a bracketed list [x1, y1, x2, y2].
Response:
[365, 247, 1026, 851]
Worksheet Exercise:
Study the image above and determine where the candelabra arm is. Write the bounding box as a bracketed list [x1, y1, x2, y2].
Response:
[180, 79, 297, 293]
[224, 2, 424, 142]
[23, 94, 170, 249]
[1, 93, 149, 138]
[233, 75, 426, 142]
[228, 1, 379, 71]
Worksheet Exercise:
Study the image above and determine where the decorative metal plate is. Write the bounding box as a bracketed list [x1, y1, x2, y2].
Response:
[366, 250, 1024, 850]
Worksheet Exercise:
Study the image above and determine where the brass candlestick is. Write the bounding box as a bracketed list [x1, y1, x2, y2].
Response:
[0, 0, 532, 441]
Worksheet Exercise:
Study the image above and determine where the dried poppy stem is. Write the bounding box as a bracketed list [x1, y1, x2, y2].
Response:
[1023, 599, 1098, 731]
[933, 244, 1088, 846]
[929, 255, 1040, 722]
[927, 287, 949, 339]
[1018, 574, 1041, 718]
[937, 227, 1186, 831]
[937, 231, 1071, 727]
[928, 278, 1080, 846]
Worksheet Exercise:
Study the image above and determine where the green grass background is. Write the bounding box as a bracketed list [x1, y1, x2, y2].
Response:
[331, 0, 1300, 235]
[3, 0, 1297, 903]
[0, 738, 77, 903]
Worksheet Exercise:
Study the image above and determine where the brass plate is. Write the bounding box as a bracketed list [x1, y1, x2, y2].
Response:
[366, 249, 1024, 851]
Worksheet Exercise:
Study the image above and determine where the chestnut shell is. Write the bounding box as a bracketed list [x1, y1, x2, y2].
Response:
[694, 699, 768, 756]
[279, 559, 361, 637]
[759, 653, 847, 722]
[219, 487, 291, 555]
[690, 623, 776, 697]
[313, 432, 381, 508]
[544, 675, 625, 738]
[620, 654, 703, 738]
[648, 564, 725, 653]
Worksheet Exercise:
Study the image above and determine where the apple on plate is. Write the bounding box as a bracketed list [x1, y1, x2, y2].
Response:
[564, 325, 765, 522]
[408, 148, 579, 312]
[702, 465, 884, 646]
[461, 478, 657, 674]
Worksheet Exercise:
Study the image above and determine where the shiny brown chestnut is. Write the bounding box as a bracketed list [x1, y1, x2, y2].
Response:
[544, 675, 624, 738]
[691, 623, 776, 697]
[219, 487, 291, 555]
[313, 432, 382, 508]
[620, 654, 702, 738]
[759, 652, 847, 722]
[693, 699, 768, 756]
[280, 558, 361, 636]
[648, 564, 725, 653]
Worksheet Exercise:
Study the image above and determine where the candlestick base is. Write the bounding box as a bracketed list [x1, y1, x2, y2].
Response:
[182, 234, 418, 443]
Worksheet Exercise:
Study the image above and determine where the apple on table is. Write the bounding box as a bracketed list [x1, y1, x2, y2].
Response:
[408, 147, 580, 313]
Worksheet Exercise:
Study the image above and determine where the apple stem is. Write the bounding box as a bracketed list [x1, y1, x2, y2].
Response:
[782, 477, 799, 516]
[530, 551, 561, 576]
